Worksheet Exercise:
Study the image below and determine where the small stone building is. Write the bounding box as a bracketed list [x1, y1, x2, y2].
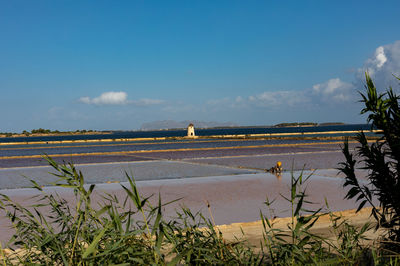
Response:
[187, 123, 195, 137]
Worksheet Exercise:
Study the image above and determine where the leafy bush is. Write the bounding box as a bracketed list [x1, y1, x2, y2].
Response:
[339, 73, 400, 249]
[31, 128, 51, 134]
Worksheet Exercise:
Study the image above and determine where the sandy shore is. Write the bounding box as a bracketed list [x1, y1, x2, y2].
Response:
[218, 207, 381, 252]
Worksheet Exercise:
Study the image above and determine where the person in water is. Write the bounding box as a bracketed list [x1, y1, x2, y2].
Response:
[268, 161, 283, 174]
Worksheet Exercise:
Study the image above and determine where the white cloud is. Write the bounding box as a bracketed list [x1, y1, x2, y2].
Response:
[249, 90, 309, 107]
[205, 78, 355, 112]
[358, 40, 400, 89]
[79, 91, 128, 105]
[206, 90, 309, 111]
[133, 98, 165, 106]
[312, 78, 355, 103]
[206, 95, 251, 110]
[207, 97, 231, 106]
[79, 91, 164, 106]
[235, 96, 243, 103]
[375, 46, 387, 68]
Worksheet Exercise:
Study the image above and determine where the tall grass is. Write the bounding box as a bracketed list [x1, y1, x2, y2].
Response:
[0, 156, 398, 265]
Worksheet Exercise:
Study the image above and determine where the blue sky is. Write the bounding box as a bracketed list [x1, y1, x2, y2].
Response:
[1, 1, 400, 131]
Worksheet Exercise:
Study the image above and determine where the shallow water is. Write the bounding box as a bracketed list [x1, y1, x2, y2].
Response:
[0, 171, 374, 242]
[0, 138, 340, 157]
[0, 138, 358, 189]
[0, 160, 258, 189]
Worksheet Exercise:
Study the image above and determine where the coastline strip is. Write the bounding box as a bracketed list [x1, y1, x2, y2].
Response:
[0, 130, 382, 146]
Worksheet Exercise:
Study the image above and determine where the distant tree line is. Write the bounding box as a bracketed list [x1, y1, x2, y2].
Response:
[273, 122, 345, 128]
[22, 129, 95, 136]
[0, 129, 96, 137]
[274, 122, 318, 127]
[0, 132, 13, 137]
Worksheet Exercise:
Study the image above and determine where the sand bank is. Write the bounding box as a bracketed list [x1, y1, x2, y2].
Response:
[218, 207, 381, 251]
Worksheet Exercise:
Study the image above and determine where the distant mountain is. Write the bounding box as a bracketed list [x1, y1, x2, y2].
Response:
[140, 120, 239, 130]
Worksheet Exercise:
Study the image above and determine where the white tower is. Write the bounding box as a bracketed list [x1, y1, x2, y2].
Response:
[187, 123, 195, 137]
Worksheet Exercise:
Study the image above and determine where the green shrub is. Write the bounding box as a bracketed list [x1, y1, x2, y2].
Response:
[339, 73, 400, 251]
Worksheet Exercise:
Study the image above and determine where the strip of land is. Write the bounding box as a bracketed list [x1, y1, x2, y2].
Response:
[0, 129, 381, 146]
